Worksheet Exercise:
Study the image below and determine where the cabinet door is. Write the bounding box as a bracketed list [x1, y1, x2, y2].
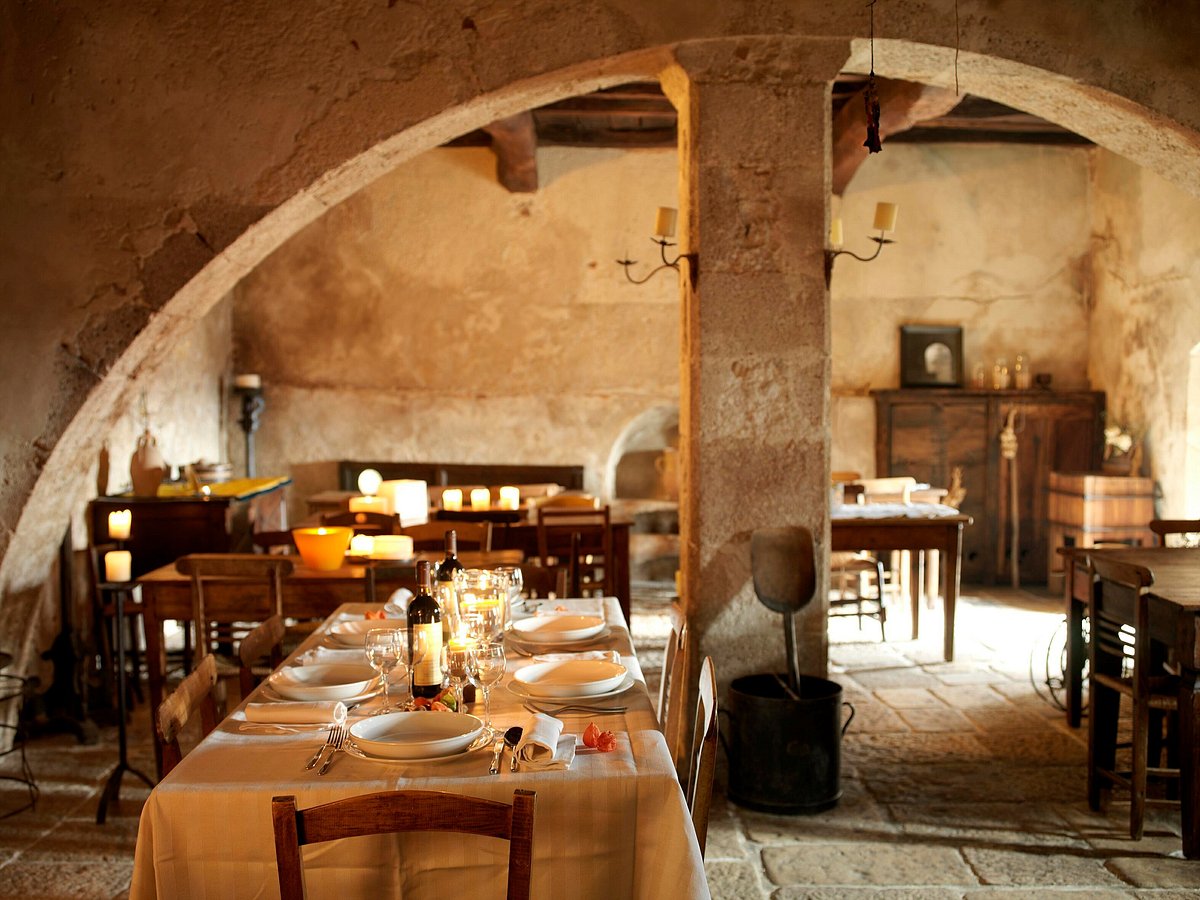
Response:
[991, 397, 1101, 583]
[881, 397, 990, 582]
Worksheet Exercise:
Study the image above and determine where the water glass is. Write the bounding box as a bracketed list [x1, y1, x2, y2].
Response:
[364, 628, 406, 714]
[454, 568, 509, 643]
[468, 643, 506, 736]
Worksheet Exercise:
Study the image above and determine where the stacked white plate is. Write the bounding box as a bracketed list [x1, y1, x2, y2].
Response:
[509, 615, 606, 646]
[267, 664, 378, 701]
[327, 620, 398, 647]
[511, 659, 629, 699]
[348, 712, 485, 761]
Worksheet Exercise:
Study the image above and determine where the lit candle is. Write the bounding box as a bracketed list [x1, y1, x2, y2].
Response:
[356, 468, 383, 496]
[107, 509, 132, 541]
[498, 486, 520, 510]
[653, 206, 677, 238]
[105, 550, 132, 583]
[829, 218, 844, 248]
[470, 488, 490, 511]
[371, 535, 414, 559]
[349, 495, 390, 514]
[872, 202, 899, 233]
[233, 373, 262, 390]
[442, 489, 463, 511]
[349, 533, 375, 556]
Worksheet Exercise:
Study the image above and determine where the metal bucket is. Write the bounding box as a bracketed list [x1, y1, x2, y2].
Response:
[722, 673, 854, 814]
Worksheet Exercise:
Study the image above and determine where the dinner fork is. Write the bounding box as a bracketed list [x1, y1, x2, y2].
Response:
[305, 725, 341, 770]
[317, 725, 347, 776]
[524, 703, 627, 716]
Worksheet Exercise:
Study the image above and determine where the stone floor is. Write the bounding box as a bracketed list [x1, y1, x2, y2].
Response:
[1, 585, 1198, 898]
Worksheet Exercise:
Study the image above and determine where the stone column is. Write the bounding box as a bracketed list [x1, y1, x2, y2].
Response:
[664, 39, 847, 686]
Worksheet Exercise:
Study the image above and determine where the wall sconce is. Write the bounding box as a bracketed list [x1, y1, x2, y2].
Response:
[824, 201, 899, 285]
[617, 207, 699, 286]
[232, 373, 264, 478]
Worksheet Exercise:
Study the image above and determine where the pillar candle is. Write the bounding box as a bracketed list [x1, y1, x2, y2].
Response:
[233, 373, 261, 389]
[829, 218, 844, 248]
[349, 495, 390, 514]
[872, 202, 899, 233]
[470, 488, 490, 511]
[653, 206, 677, 238]
[107, 509, 132, 541]
[105, 550, 132, 583]
[498, 486, 520, 510]
[349, 533, 375, 556]
[442, 489, 463, 511]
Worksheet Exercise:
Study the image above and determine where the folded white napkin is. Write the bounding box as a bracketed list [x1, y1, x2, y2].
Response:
[515, 713, 576, 771]
[244, 700, 348, 725]
[297, 646, 368, 666]
[532, 650, 621, 664]
[383, 587, 413, 617]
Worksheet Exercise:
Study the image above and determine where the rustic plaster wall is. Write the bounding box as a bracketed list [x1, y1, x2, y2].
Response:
[830, 144, 1094, 477]
[1087, 151, 1200, 515]
[233, 147, 680, 521]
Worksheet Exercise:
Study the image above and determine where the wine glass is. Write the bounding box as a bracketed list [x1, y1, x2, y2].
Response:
[364, 628, 405, 714]
[468, 642, 506, 736]
[443, 641, 473, 713]
[495, 564, 525, 608]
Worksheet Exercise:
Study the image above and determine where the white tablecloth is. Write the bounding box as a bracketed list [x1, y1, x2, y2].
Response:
[131, 599, 709, 899]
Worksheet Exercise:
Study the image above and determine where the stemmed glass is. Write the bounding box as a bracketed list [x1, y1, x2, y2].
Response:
[364, 628, 406, 715]
[468, 643, 506, 737]
[495, 564, 525, 610]
[443, 641, 473, 714]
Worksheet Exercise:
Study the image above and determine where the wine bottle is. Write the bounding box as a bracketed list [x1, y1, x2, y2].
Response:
[435, 529, 464, 638]
[407, 560, 443, 700]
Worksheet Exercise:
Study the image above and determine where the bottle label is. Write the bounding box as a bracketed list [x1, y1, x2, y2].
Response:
[412, 622, 443, 687]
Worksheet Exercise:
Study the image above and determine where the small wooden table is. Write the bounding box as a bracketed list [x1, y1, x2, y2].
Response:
[832, 510, 973, 661]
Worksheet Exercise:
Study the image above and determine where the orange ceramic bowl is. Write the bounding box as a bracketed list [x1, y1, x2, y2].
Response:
[292, 526, 353, 570]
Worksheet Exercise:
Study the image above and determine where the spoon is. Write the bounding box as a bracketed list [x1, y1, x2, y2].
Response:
[504, 725, 524, 773]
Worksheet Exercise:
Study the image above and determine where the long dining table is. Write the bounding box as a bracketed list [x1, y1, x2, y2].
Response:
[129, 597, 709, 899]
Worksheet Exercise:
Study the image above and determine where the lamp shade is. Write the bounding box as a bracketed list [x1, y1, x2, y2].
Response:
[379, 479, 429, 528]
[292, 527, 353, 570]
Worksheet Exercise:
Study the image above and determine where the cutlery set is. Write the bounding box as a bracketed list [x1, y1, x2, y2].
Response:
[524, 702, 626, 716]
[305, 724, 346, 775]
[489, 725, 525, 774]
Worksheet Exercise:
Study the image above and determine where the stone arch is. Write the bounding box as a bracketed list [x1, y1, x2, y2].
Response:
[1188, 343, 1200, 516]
[604, 405, 681, 501]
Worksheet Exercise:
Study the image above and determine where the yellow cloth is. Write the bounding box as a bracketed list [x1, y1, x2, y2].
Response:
[154, 476, 290, 500]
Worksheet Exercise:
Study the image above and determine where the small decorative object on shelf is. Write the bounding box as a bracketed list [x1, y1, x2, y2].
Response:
[992, 357, 1011, 390]
[1013, 353, 1033, 390]
[1102, 420, 1143, 475]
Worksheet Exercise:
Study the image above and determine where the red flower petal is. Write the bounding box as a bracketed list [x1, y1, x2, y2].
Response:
[596, 730, 618, 753]
[583, 721, 601, 748]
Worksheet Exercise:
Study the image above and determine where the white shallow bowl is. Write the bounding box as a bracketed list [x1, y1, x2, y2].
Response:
[349, 711, 484, 760]
[513, 659, 628, 698]
[510, 615, 605, 645]
[327, 620, 399, 647]
[267, 664, 378, 701]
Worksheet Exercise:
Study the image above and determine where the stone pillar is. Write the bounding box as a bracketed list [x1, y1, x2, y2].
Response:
[664, 39, 847, 686]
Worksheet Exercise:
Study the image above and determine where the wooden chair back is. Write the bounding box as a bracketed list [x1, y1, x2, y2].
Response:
[252, 530, 297, 554]
[657, 623, 688, 767]
[536, 506, 612, 597]
[272, 789, 536, 899]
[237, 614, 285, 697]
[156, 653, 220, 776]
[1149, 519, 1200, 547]
[534, 493, 599, 510]
[175, 554, 294, 661]
[830, 470, 861, 484]
[518, 563, 569, 599]
[400, 520, 493, 552]
[320, 511, 400, 535]
[686, 656, 718, 857]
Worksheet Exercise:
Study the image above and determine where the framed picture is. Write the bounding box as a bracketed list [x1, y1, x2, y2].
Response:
[900, 325, 963, 388]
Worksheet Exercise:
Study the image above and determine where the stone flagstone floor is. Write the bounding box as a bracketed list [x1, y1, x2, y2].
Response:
[2, 585, 1200, 898]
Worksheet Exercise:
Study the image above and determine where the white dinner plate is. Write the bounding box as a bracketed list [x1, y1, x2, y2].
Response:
[267, 664, 378, 701]
[349, 711, 485, 760]
[257, 683, 382, 707]
[505, 624, 612, 654]
[327, 620, 401, 647]
[344, 732, 492, 765]
[513, 659, 628, 698]
[510, 615, 606, 644]
[506, 672, 636, 703]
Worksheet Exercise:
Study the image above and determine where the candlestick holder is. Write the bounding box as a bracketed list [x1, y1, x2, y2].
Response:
[235, 385, 265, 478]
[617, 237, 699, 287]
[824, 231, 895, 285]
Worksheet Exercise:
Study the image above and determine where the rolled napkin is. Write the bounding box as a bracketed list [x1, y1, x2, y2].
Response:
[533, 650, 621, 665]
[515, 713, 576, 771]
[244, 700, 348, 725]
[297, 646, 368, 666]
[383, 587, 414, 617]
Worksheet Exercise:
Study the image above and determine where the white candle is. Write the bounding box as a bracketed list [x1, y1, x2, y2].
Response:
[349, 495, 390, 514]
[233, 373, 262, 390]
[470, 488, 490, 511]
[442, 489, 463, 512]
[105, 550, 132, 583]
[107, 509, 132, 541]
[829, 218, 844, 248]
[498, 486, 520, 510]
[872, 202, 899, 233]
[653, 206, 677, 238]
[349, 533, 375, 556]
[356, 468, 383, 496]
[371, 535, 414, 559]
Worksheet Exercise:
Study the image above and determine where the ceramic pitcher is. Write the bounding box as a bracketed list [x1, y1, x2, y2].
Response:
[130, 429, 166, 496]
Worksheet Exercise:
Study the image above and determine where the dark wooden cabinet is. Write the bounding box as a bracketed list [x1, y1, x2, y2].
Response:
[874, 389, 1104, 584]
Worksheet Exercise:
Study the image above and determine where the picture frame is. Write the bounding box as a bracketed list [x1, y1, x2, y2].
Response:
[900, 325, 963, 388]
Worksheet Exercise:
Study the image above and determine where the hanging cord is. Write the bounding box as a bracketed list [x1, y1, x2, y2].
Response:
[863, 0, 882, 153]
[954, 0, 961, 95]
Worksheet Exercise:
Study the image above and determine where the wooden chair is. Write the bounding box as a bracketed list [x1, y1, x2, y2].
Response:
[1149, 519, 1200, 547]
[517, 562, 569, 599]
[320, 510, 399, 535]
[534, 493, 599, 509]
[272, 789, 536, 899]
[828, 552, 887, 639]
[252, 530, 297, 554]
[686, 656, 717, 857]
[657, 624, 688, 770]
[536, 506, 612, 597]
[237, 614, 285, 698]
[174, 554, 294, 678]
[156, 653, 220, 776]
[1087, 555, 1180, 840]
[400, 520, 493, 552]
